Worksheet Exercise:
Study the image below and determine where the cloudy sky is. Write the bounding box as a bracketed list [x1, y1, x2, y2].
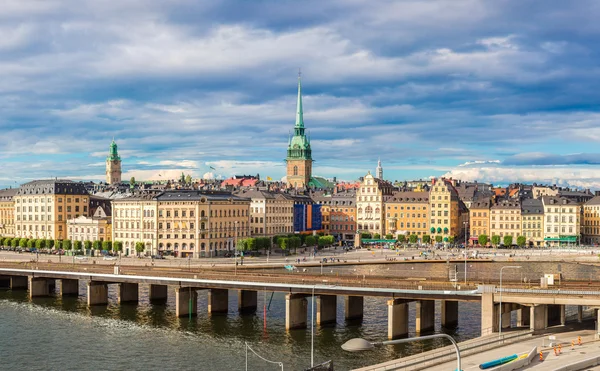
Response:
[2, 0, 600, 189]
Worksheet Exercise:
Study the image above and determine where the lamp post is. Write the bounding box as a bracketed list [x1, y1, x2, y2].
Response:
[342, 333, 461, 371]
[234, 221, 239, 276]
[499, 265, 521, 337]
[463, 221, 468, 284]
[311, 285, 315, 368]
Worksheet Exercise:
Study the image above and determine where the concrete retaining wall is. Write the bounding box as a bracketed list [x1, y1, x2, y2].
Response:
[554, 355, 600, 371]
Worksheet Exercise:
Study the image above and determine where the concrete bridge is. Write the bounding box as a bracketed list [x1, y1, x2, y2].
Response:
[1, 268, 599, 339]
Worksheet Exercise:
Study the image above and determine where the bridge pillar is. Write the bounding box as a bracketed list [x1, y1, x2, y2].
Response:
[317, 295, 337, 325]
[87, 281, 108, 306]
[118, 283, 139, 303]
[11, 276, 28, 289]
[441, 300, 458, 328]
[416, 300, 435, 333]
[60, 279, 79, 296]
[208, 289, 228, 314]
[238, 290, 257, 314]
[517, 306, 530, 327]
[388, 299, 409, 340]
[560, 305, 566, 326]
[547, 304, 563, 326]
[285, 294, 308, 330]
[501, 304, 512, 329]
[578, 305, 583, 323]
[480, 285, 498, 335]
[29, 277, 51, 298]
[345, 296, 364, 321]
[149, 284, 168, 303]
[530, 305, 547, 331]
[176, 287, 197, 317]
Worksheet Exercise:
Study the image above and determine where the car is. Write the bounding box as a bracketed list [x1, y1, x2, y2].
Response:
[151, 255, 165, 260]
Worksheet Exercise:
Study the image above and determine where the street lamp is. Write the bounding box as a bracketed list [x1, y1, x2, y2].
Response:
[463, 221, 468, 284]
[234, 221, 239, 276]
[342, 333, 461, 371]
[499, 265, 521, 337]
[311, 285, 315, 368]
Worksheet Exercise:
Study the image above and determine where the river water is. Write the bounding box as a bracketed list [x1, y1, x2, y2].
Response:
[0, 284, 482, 371]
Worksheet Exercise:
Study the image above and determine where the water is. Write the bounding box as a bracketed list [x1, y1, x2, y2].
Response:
[0, 284, 482, 371]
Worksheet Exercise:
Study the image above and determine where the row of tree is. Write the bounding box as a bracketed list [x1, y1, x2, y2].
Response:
[235, 234, 336, 255]
[0, 237, 147, 254]
[478, 234, 527, 247]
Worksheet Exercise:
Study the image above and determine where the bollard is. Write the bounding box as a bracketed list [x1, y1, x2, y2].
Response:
[539, 351, 544, 361]
[553, 346, 558, 356]
[578, 336, 582, 346]
[558, 344, 562, 354]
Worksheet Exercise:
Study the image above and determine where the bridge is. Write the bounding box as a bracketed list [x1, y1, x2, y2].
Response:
[1, 266, 599, 339]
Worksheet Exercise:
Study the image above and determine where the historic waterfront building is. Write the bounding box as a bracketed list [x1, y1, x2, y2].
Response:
[106, 139, 122, 185]
[469, 198, 491, 245]
[385, 191, 429, 239]
[234, 189, 294, 238]
[67, 205, 112, 243]
[356, 172, 394, 236]
[14, 180, 90, 240]
[286, 76, 313, 189]
[111, 190, 251, 257]
[329, 191, 356, 243]
[542, 196, 581, 246]
[0, 188, 17, 237]
[490, 200, 522, 244]
[521, 198, 544, 247]
[428, 178, 460, 243]
[583, 196, 600, 244]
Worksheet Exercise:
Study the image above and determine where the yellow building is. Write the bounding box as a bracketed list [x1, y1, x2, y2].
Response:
[236, 190, 294, 237]
[0, 188, 17, 237]
[112, 190, 251, 258]
[541, 196, 581, 246]
[469, 199, 491, 245]
[385, 191, 429, 239]
[67, 205, 112, 242]
[583, 196, 600, 244]
[356, 172, 394, 236]
[490, 200, 522, 244]
[330, 191, 356, 243]
[428, 178, 460, 243]
[14, 180, 89, 240]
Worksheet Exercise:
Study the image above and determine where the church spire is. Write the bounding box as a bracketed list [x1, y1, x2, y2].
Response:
[376, 158, 383, 179]
[295, 70, 304, 128]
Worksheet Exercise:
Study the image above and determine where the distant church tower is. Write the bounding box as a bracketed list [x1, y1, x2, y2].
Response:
[376, 158, 383, 179]
[106, 139, 122, 185]
[286, 73, 313, 188]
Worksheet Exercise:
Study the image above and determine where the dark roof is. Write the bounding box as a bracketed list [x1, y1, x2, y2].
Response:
[470, 199, 491, 209]
[16, 179, 89, 196]
[585, 196, 600, 206]
[491, 200, 521, 209]
[0, 188, 17, 201]
[387, 191, 429, 203]
[155, 190, 250, 202]
[521, 198, 543, 214]
[541, 195, 579, 206]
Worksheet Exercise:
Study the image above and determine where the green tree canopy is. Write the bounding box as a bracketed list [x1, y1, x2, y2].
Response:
[491, 235, 501, 247]
[360, 232, 372, 239]
[385, 234, 394, 240]
[185, 174, 192, 184]
[435, 235, 443, 243]
[236, 238, 248, 252]
[503, 235, 513, 247]
[409, 234, 418, 244]
[397, 235, 406, 243]
[305, 235, 317, 247]
[422, 235, 431, 244]
[19, 238, 28, 248]
[517, 236, 527, 247]
[62, 239, 72, 250]
[73, 240, 82, 250]
[113, 241, 123, 252]
[373, 233, 381, 239]
[478, 234, 488, 246]
[45, 239, 54, 249]
[84, 240, 92, 250]
[92, 241, 101, 250]
[130, 177, 136, 186]
[54, 240, 61, 250]
[135, 242, 145, 255]
[448, 236, 455, 244]
[102, 240, 113, 251]
[11, 238, 19, 247]
[27, 239, 35, 248]
[35, 239, 45, 249]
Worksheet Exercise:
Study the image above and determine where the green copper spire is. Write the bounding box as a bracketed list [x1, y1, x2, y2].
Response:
[107, 139, 121, 161]
[295, 73, 304, 128]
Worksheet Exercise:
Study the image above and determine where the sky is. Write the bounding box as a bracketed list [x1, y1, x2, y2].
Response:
[2, 0, 600, 189]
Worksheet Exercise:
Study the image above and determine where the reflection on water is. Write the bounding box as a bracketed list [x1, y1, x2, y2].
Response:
[0, 282, 482, 371]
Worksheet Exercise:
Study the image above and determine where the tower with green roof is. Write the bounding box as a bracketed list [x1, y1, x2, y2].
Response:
[106, 139, 122, 185]
[286, 74, 313, 188]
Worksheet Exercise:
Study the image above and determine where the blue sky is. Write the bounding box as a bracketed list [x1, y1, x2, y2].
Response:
[2, 0, 600, 189]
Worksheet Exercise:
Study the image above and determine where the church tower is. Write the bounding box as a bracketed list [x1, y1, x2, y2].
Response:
[376, 158, 383, 179]
[286, 74, 313, 188]
[106, 139, 122, 185]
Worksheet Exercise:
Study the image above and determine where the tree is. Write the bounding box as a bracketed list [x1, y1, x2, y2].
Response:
[409, 234, 418, 244]
[373, 233, 381, 239]
[422, 235, 431, 244]
[92, 241, 101, 250]
[35, 239, 45, 250]
[113, 241, 123, 252]
[245, 238, 256, 251]
[491, 235, 501, 247]
[478, 234, 488, 246]
[130, 177, 136, 187]
[435, 235, 443, 243]
[279, 238, 289, 255]
[11, 238, 18, 247]
[62, 239, 72, 250]
[385, 234, 394, 240]
[45, 239, 54, 250]
[19, 238, 28, 248]
[448, 236, 455, 244]
[73, 240, 82, 251]
[360, 232, 372, 239]
[516, 235, 526, 248]
[185, 174, 192, 184]
[84, 240, 92, 250]
[102, 240, 112, 251]
[397, 235, 406, 243]
[54, 240, 61, 250]
[135, 242, 145, 256]
[236, 239, 248, 252]
[27, 239, 35, 248]
[305, 235, 317, 247]
[503, 235, 513, 247]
